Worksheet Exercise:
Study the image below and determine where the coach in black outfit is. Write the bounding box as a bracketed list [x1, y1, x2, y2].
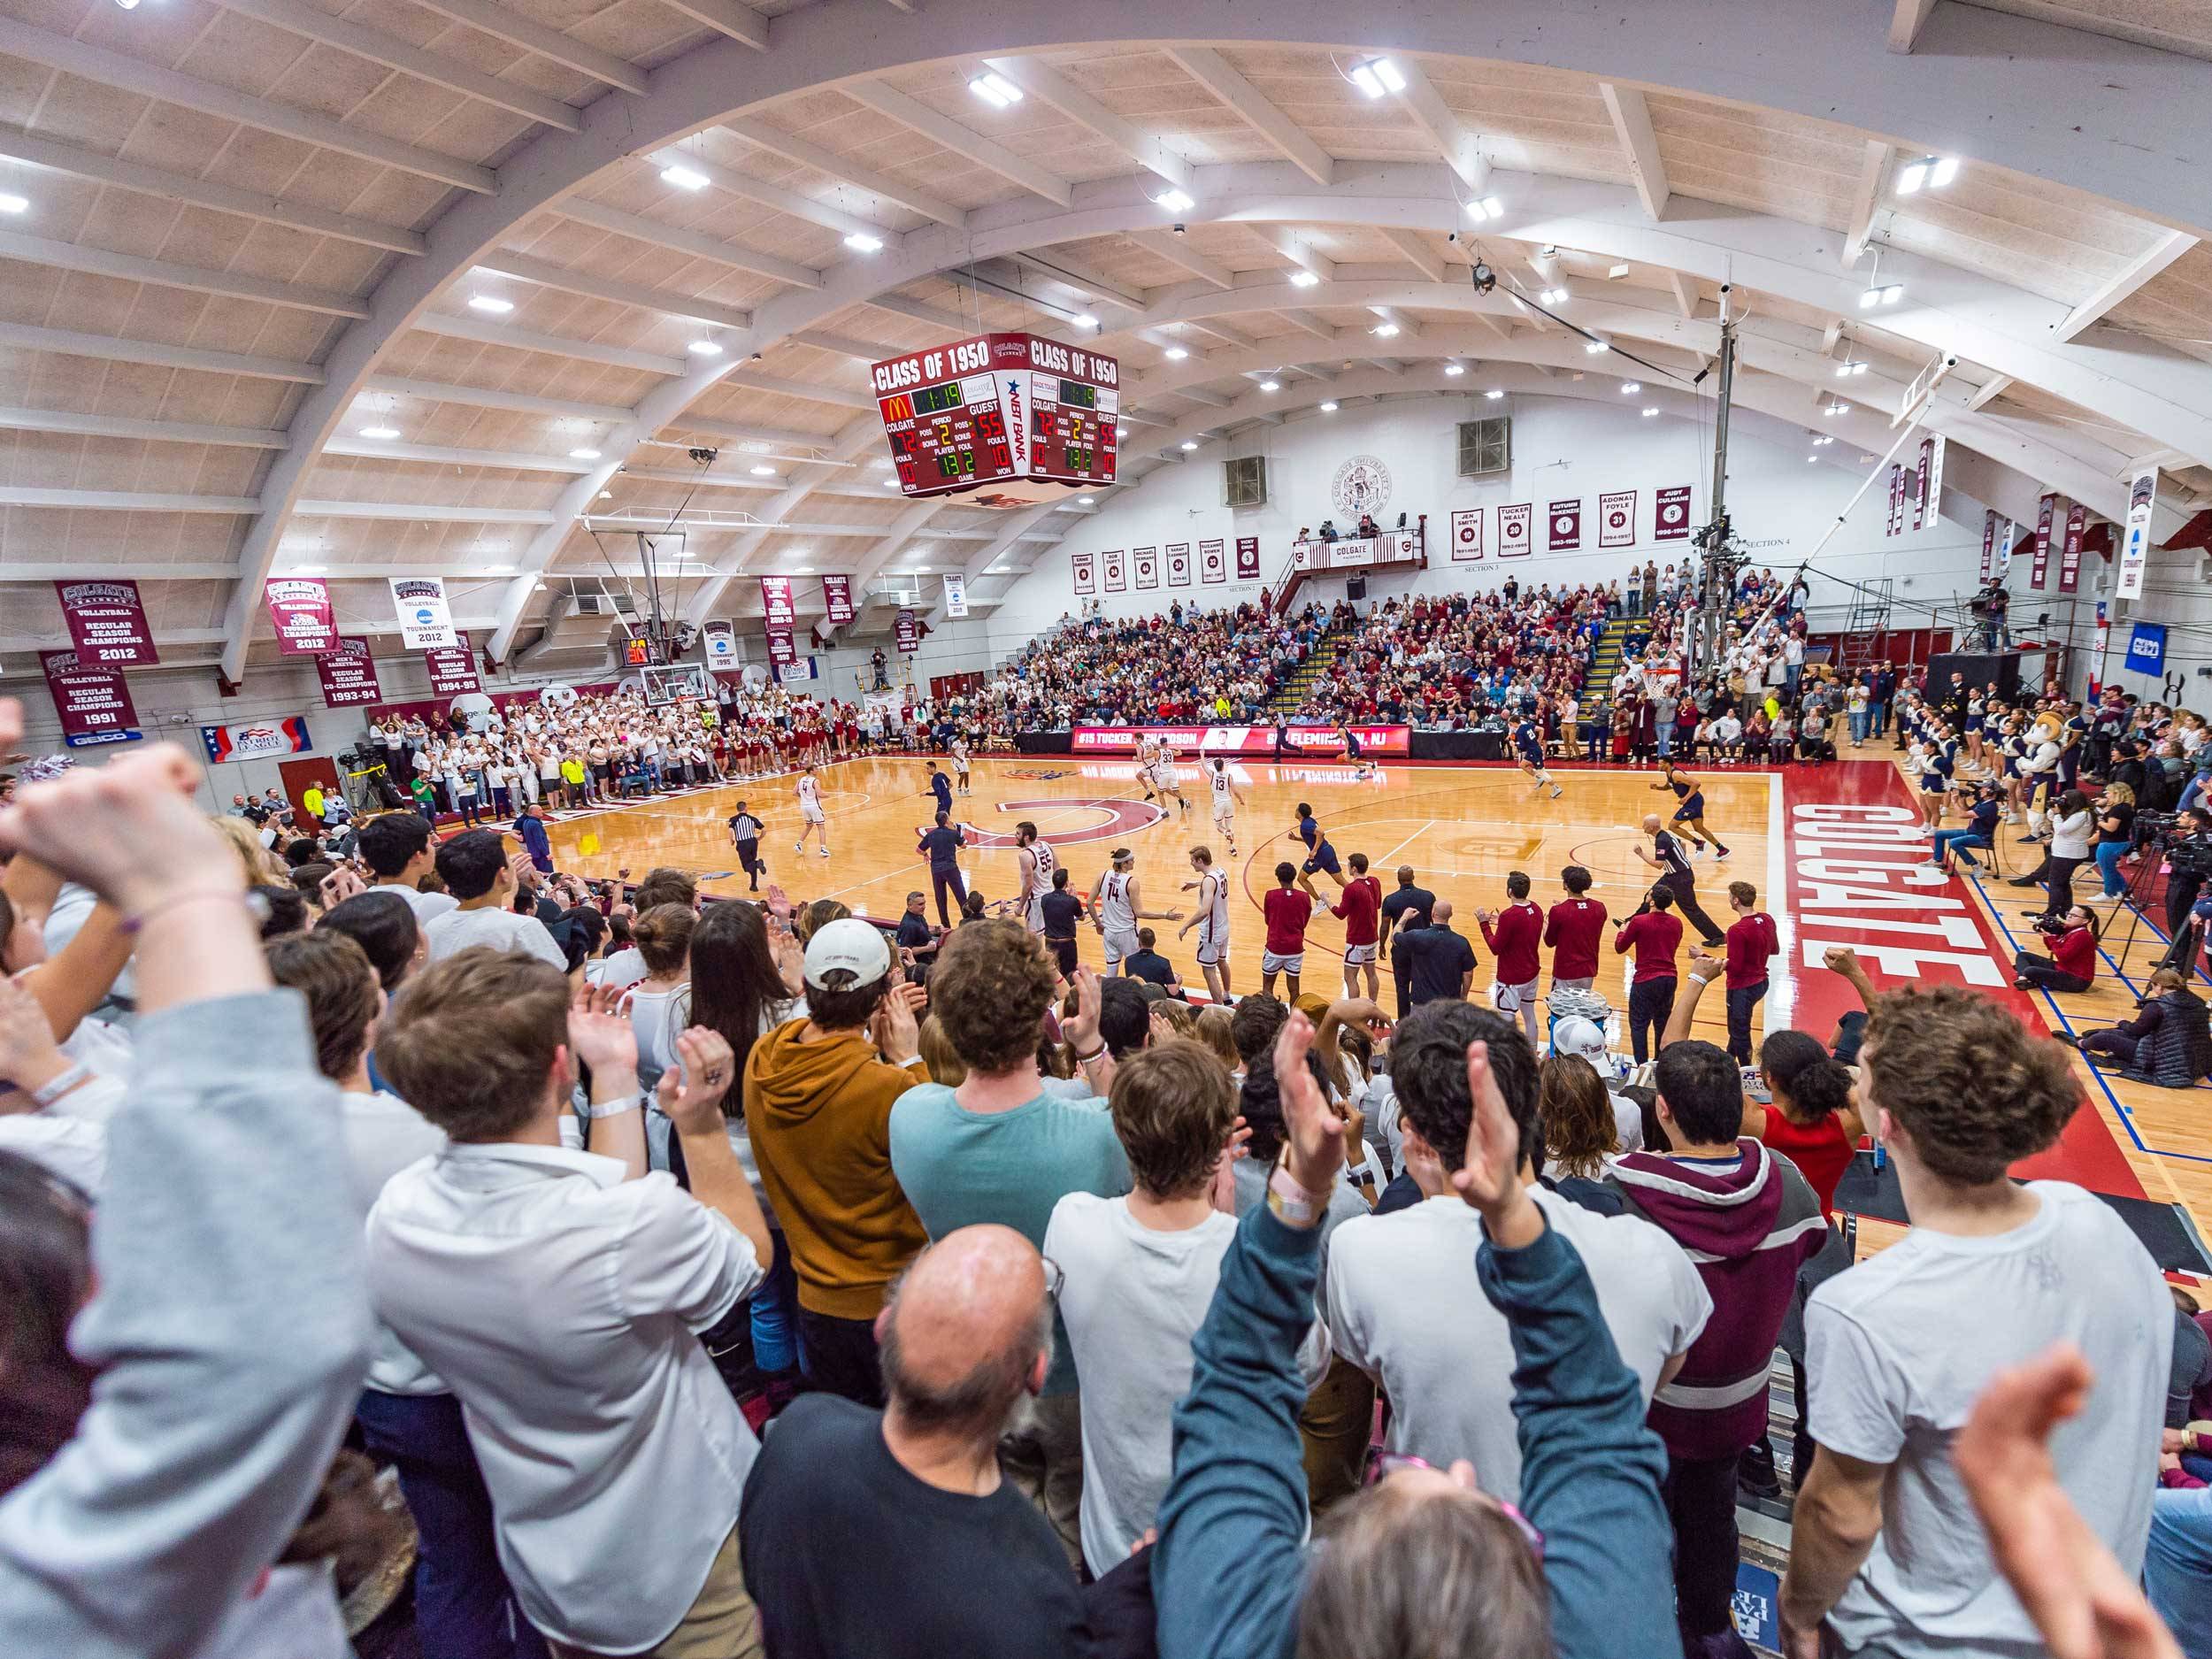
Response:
[916, 811, 969, 928]
[1635, 812, 1726, 946]
[1378, 864, 1437, 1018]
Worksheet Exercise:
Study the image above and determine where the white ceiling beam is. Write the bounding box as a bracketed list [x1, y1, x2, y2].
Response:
[0, 320, 321, 383]
[1967, 373, 2013, 411]
[1821, 318, 1845, 354]
[846, 81, 1073, 207]
[204, 0, 582, 130]
[1667, 270, 1698, 319]
[657, 0, 771, 50]
[1890, 0, 1940, 52]
[829, 502, 951, 626]
[1128, 227, 1233, 288]
[1842, 139, 1893, 267]
[475, 251, 754, 333]
[723, 372, 873, 409]
[2053, 229, 2199, 342]
[722, 116, 965, 229]
[979, 56, 1192, 193]
[1185, 318, 1256, 349]
[1164, 46, 1333, 186]
[789, 327, 907, 362]
[0, 404, 287, 449]
[1364, 305, 1421, 339]
[0, 128, 426, 257]
[1012, 253, 1144, 311]
[0, 19, 495, 194]
[0, 565, 243, 583]
[0, 487, 257, 513]
[403, 0, 649, 93]
[1597, 83, 1671, 221]
[557, 198, 825, 290]
[1389, 58, 1488, 193]
[292, 500, 557, 524]
[361, 374, 627, 424]
[1280, 310, 1337, 341]
[926, 502, 1059, 625]
[645, 150, 897, 244]
[660, 417, 843, 452]
[407, 311, 686, 376]
[320, 437, 591, 472]
[0, 227, 367, 318]
[1380, 228, 1446, 285]
[864, 293, 975, 334]
[1179, 387, 1234, 408]
[1269, 231, 1336, 286]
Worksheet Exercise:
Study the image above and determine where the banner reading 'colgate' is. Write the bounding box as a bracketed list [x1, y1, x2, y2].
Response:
[1069, 724, 1409, 757]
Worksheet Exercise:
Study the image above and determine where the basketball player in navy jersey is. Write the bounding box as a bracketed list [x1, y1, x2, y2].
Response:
[1517, 713, 1564, 798]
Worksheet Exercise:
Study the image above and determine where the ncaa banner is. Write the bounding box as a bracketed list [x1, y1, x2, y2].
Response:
[1980, 510, 1996, 579]
[2119, 465, 2158, 599]
[1199, 540, 1226, 584]
[424, 633, 482, 697]
[202, 715, 311, 764]
[1069, 723, 1410, 758]
[41, 649, 142, 748]
[1448, 507, 1485, 561]
[265, 577, 337, 656]
[822, 573, 856, 626]
[758, 575, 796, 628]
[1071, 551, 1096, 595]
[389, 577, 457, 650]
[1655, 485, 1693, 541]
[1598, 490, 1636, 549]
[703, 618, 740, 674]
[1166, 543, 1191, 587]
[1234, 537, 1261, 580]
[943, 573, 968, 618]
[895, 609, 919, 653]
[317, 636, 382, 709]
[55, 579, 158, 666]
[1497, 503, 1532, 558]
[2031, 494, 2056, 588]
[1133, 547, 1158, 589]
[1547, 498, 1581, 553]
[1102, 548, 1127, 592]
[2061, 503, 2087, 594]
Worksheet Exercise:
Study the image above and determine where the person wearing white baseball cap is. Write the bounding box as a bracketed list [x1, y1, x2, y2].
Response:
[744, 916, 931, 1407]
[1550, 1016, 1644, 1156]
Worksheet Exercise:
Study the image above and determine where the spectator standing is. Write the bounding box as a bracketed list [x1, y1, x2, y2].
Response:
[1717, 880, 1779, 1066]
[421, 831, 565, 970]
[1478, 871, 1545, 1045]
[357, 810, 459, 926]
[513, 801, 554, 875]
[1546, 864, 1609, 993]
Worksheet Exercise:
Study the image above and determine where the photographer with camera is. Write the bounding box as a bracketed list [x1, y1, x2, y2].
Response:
[2012, 902, 2101, 995]
[1929, 781, 2003, 875]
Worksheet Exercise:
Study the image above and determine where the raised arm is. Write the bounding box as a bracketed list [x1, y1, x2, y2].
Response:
[1663, 952, 1724, 1050]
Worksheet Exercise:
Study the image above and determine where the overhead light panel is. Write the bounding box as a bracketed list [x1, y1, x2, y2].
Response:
[1260, 378, 1281, 391]
[468, 294, 513, 314]
[689, 338, 723, 356]
[1163, 345, 1189, 360]
[1077, 495, 1095, 504]
[842, 232, 884, 253]
[1858, 282, 1904, 309]
[1320, 400, 1339, 412]
[1372, 322, 1401, 338]
[750, 464, 778, 476]
[1894, 155, 1960, 196]
[1071, 312, 1100, 327]
[357, 426, 400, 440]
[1463, 196, 1503, 222]
[1485, 388, 1504, 400]
[1607, 262, 1631, 279]
[969, 72, 1024, 108]
[0, 194, 27, 214]
[1289, 269, 1320, 288]
[1153, 188, 1195, 213]
[1179, 440, 1199, 450]
[569, 447, 601, 459]
[1585, 337, 1609, 354]
[659, 164, 710, 191]
[1825, 400, 1848, 415]
[1641, 406, 1659, 418]
[1443, 363, 1465, 377]
[1348, 58, 1406, 98]
[1540, 287, 1570, 306]
[1620, 380, 1641, 394]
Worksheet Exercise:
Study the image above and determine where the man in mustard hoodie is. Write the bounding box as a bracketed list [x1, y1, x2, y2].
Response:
[744, 918, 933, 1406]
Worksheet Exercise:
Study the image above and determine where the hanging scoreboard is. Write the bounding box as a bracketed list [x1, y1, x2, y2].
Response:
[870, 333, 1118, 507]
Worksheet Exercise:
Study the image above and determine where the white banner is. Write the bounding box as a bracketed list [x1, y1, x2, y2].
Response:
[1924, 434, 1947, 525]
[1449, 508, 1485, 561]
[703, 618, 740, 674]
[388, 577, 457, 650]
[1497, 503, 1532, 558]
[942, 572, 968, 618]
[2119, 465, 2159, 600]
[1598, 490, 1636, 549]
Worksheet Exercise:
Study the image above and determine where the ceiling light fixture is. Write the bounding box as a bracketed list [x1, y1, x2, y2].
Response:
[751, 464, 778, 476]
[1894, 155, 1960, 196]
[358, 426, 400, 440]
[1153, 188, 1195, 213]
[1348, 58, 1407, 98]
[688, 338, 723, 356]
[599, 489, 612, 499]
[1116, 426, 1128, 437]
[659, 164, 710, 191]
[1463, 195, 1504, 222]
[1620, 380, 1641, 394]
[569, 447, 601, 459]
[969, 72, 1024, 108]
[1443, 363, 1465, 376]
[1071, 312, 1099, 327]
[1372, 321, 1401, 338]
[1485, 388, 1504, 400]
[842, 232, 883, 254]
[1320, 400, 1339, 411]
[1641, 406, 1659, 418]
[1585, 337, 1609, 354]
[1825, 400, 1848, 415]
[1260, 378, 1281, 391]
[467, 294, 513, 314]
[1540, 287, 1570, 306]
[1164, 345, 1189, 360]
[1289, 268, 1320, 288]
[1180, 440, 1199, 450]
[0, 193, 27, 214]
[1858, 281, 1904, 309]
[1077, 495, 1095, 504]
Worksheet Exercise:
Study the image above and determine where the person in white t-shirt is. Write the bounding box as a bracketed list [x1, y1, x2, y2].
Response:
[420, 830, 565, 971]
[357, 810, 458, 926]
[1045, 1041, 1328, 1574]
[1780, 986, 2171, 1659]
[1324, 1001, 1709, 1503]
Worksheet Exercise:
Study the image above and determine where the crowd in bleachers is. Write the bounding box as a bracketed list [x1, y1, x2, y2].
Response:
[983, 599, 1336, 726]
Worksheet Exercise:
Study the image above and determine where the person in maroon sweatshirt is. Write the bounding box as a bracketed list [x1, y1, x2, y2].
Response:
[1544, 864, 1607, 993]
[2012, 902, 2100, 994]
[1477, 870, 1545, 1045]
[1328, 850, 1384, 1001]
[1718, 880, 1779, 1066]
[1610, 1039, 1828, 1659]
[1613, 885, 1683, 1064]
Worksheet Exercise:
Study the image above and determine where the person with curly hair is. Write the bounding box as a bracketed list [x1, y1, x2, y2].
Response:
[1535, 1054, 1623, 1216]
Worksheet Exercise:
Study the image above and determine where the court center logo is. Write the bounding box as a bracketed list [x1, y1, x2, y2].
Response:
[1331, 455, 1392, 518]
[964, 799, 1165, 848]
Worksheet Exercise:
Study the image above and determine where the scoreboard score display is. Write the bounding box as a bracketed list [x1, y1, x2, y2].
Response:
[870, 333, 1118, 507]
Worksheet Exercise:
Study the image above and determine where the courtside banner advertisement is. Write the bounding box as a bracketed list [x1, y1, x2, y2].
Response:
[1980, 510, 1996, 579]
[2127, 622, 2168, 673]
[41, 649, 142, 747]
[1548, 498, 1581, 552]
[264, 577, 338, 656]
[2061, 503, 2087, 593]
[424, 633, 482, 696]
[1133, 547, 1158, 589]
[1199, 540, 1225, 584]
[1071, 551, 1096, 594]
[1655, 485, 1692, 541]
[822, 573, 856, 626]
[202, 716, 311, 764]
[55, 579, 158, 666]
[1449, 507, 1484, 561]
[2031, 494, 2056, 588]
[2119, 466, 2157, 599]
[1069, 724, 1410, 757]
[388, 577, 457, 649]
[895, 608, 919, 653]
[1166, 542, 1191, 587]
[1598, 490, 1636, 549]
[1497, 503, 1532, 557]
[318, 636, 382, 708]
[759, 575, 796, 628]
[1102, 548, 1126, 591]
[1234, 536, 1261, 580]
[703, 618, 739, 673]
[942, 573, 968, 618]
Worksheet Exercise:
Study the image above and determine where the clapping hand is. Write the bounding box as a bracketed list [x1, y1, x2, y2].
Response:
[1270, 1011, 1347, 1200]
[0, 973, 65, 1093]
[657, 1027, 738, 1136]
[1064, 966, 1103, 1055]
[318, 864, 367, 912]
[566, 979, 640, 1079]
[1448, 1041, 1541, 1248]
[871, 978, 926, 1065]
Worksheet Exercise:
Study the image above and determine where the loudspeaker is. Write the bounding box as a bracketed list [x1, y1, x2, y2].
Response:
[1928, 650, 2021, 698]
[1347, 575, 1368, 601]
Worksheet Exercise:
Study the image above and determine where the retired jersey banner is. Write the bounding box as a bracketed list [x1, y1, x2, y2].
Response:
[758, 575, 795, 628]
[1102, 549, 1127, 592]
[1655, 485, 1693, 542]
[41, 649, 141, 747]
[1980, 509, 1997, 579]
[424, 633, 481, 697]
[55, 579, 157, 667]
[264, 577, 337, 657]
[1547, 499, 1581, 553]
[1133, 547, 1158, 589]
[2119, 466, 2157, 599]
[1165, 543, 1191, 587]
[1068, 724, 1410, 758]
[1234, 537, 1261, 580]
[388, 577, 456, 650]
[318, 636, 382, 708]
[201, 715, 311, 764]
[1598, 490, 1636, 549]
[1498, 503, 1532, 558]
[2061, 503, 2087, 594]
[895, 609, 919, 653]
[1199, 540, 1226, 585]
[821, 573, 856, 626]
[1449, 507, 1485, 561]
[942, 573, 968, 618]
[1071, 551, 1096, 595]
[2031, 494, 2057, 588]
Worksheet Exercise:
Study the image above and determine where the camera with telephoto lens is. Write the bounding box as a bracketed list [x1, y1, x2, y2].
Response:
[2032, 914, 2068, 939]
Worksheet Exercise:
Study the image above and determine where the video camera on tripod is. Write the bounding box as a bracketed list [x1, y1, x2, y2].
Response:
[2139, 809, 2212, 878]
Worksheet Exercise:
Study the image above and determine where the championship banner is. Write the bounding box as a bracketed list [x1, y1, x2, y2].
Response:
[264, 577, 337, 657]
[1547, 498, 1581, 553]
[822, 573, 856, 626]
[1199, 540, 1226, 584]
[942, 573, 968, 618]
[703, 618, 740, 674]
[1911, 438, 1932, 532]
[1886, 465, 1903, 538]
[1655, 485, 1693, 541]
[1071, 551, 1096, 595]
[1980, 510, 1996, 579]
[424, 633, 482, 696]
[389, 577, 456, 650]
[55, 579, 157, 666]
[1497, 503, 1532, 557]
[1924, 434, 1946, 524]
[765, 624, 796, 666]
[1598, 490, 1636, 549]
[2061, 503, 2087, 594]
[759, 575, 796, 628]
[1166, 543, 1191, 587]
[2031, 494, 2057, 588]
[201, 716, 311, 765]
[1234, 537, 1261, 580]
[1069, 724, 1411, 758]
[1449, 507, 1485, 561]
[895, 608, 919, 653]
[318, 636, 382, 708]
[2119, 465, 2158, 600]
[40, 649, 141, 748]
[1133, 547, 1158, 589]
[1102, 549, 1127, 592]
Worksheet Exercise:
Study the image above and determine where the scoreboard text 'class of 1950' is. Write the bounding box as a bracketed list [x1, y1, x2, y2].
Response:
[869, 333, 1119, 500]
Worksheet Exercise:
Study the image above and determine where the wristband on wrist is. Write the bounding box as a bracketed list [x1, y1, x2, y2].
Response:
[28, 1062, 91, 1108]
[588, 1094, 645, 1118]
[1267, 1162, 1331, 1225]
[1075, 1044, 1107, 1064]
[121, 887, 261, 934]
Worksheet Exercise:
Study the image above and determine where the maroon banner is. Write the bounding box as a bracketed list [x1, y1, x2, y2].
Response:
[759, 575, 795, 628]
[2031, 493, 2056, 588]
[1133, 546, 1158, 589]
[41, 649, 141, 748]
[423, 631, 482, 696]
[1598, 490, 1636, 549]
[1199, 540, 1226, 584]
[1070, 724, 1410, 758]
[765, 624, 795, 666]
[895, 609, 919, 653]
[2061, 503, 2086, 594]
[1980, 510, 1996, 579]
[1102, 549, 1127, 592]
[1886, 465, 1903, 537]
[1234, 537, 1261, 580]
[318, 636, 383, 708]
[1497, 503, 1532, 557]
[822, 573, 856, 626]
[1166, 543, 1191, 587]
[1655, 485, 1693, 541]
[1912, 438, 1932, 532]
[1547, 498, 1581, 552]
[1071, 551, 1096, 595]
[264, 577, 337, 656]
[54, 579, 157, 667]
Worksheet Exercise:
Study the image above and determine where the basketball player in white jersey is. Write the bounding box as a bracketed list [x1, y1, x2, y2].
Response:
[950, 733, 972, 796]
[1015, 819, 1057, 933]
[1177, 844, 1233, 1002]
[1205, 757, 1248, 856]
[1150, 741, 1191, 816]
[1089, 846, 1179, 972]
[794, 764, 829, 858]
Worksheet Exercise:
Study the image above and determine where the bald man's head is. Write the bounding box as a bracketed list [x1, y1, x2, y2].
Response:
[1431, 899, 1455, 926]
[876, 1225, 1051, 1441]
[1641, 813, 1662, 833]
